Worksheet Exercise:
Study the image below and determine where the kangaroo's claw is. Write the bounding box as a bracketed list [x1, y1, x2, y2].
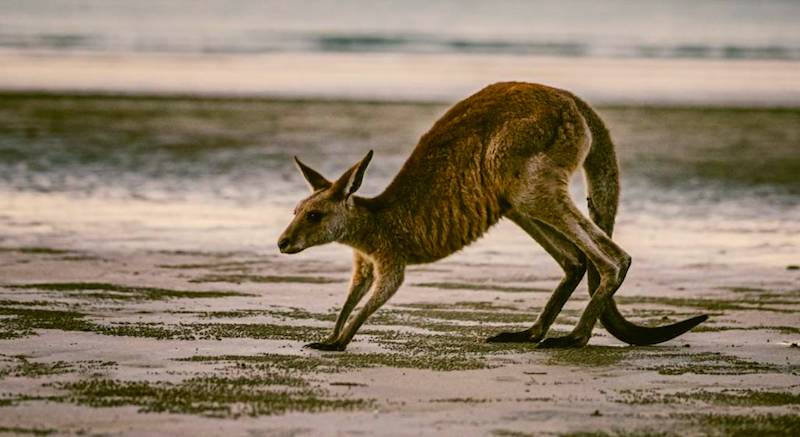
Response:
[304, 341, 346, 351]
[537, 334, 589, 349]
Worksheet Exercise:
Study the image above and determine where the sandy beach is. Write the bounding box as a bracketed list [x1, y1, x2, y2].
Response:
[0, 94, 798, 436]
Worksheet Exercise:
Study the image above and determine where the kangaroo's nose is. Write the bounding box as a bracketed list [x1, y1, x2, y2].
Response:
[278, 237, 291, 252]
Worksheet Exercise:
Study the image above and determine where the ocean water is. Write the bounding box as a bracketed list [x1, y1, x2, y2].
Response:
[2, 0, 799, 59]
[1, 1, 800, 104]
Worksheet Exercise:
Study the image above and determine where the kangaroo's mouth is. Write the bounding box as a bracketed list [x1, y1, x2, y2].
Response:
[278, 237, 305, 254]
[280, 246, 304, 254]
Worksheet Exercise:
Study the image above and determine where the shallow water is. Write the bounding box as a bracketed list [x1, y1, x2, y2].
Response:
[0, 95, 797, 270]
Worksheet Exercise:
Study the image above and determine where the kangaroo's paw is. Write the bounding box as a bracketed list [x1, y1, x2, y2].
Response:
[486, 329, 537, 343]
[537, 334, 589, 349]
[304, 341, 346, 351]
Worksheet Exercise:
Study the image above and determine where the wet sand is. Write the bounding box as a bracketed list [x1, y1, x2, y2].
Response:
[0, 235, 798, 435]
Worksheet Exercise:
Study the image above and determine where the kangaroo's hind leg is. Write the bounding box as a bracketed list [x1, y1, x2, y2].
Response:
[513, 188, 631, 348]
[486, 213, 586, 343]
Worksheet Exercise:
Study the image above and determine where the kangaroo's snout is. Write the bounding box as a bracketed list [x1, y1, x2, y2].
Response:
[277, 234, 303, 254]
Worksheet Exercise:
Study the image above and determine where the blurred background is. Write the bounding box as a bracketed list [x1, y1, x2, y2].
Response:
[0, 0, 798, 265]
[2, 0, 800, 103]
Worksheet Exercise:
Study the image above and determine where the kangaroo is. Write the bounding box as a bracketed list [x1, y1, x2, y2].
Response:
[278, 82, 708, 351]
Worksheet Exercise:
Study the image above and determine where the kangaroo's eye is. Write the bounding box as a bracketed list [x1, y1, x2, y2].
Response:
[306, 211, 324, 223]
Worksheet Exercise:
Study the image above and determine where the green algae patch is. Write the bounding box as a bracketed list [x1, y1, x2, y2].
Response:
[0, 426, 56, 436]
[396, 307, 534, 324]
[401, 301, 519, 311]
[545, 348, 787, 376]
[313, 350, 486, 371]
[197, 307, 336, 322]
[181, 349, 489, 372]
[559, 431, 676, 437]
[378, 329, 532, 355]
[618, 388, 800, 407]
[189, 274, 344, 284]
[641, 352, 782, 375]
[179, 320, 538, 371]
[615, 295, 796, 314]
[667, 390, 799, 406]
[11, 282, 251, 300]
[693, 324, 800, 334]
[157, 259, 265, 270]
[0, 303, 330, 341]
[0, 305, 186, 340]
[61, 376, 372, 418]
[681, 413, 800, 437]
[0, 355, 73, 378]
[0, 247, 76, 255]
[545, 346, 640, 368]
[186, 322, 328, 341]
[80, 321, 327, 341]
[0, 355, 116, 379]
[0, 306, 93, 339]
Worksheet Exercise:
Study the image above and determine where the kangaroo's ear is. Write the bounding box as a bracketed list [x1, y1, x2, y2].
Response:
[294, 157, 331, 191]
[331, 150, 373, 199]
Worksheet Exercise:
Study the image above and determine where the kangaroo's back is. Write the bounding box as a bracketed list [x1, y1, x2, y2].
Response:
[363, 82, 588, 263]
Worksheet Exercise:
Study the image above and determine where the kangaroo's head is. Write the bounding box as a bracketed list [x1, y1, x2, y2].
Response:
[278, 150, 373, 254]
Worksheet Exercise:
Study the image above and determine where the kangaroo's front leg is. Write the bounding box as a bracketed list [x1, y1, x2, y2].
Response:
[305, 251, 373, 350]
[308, 261, 404, 351]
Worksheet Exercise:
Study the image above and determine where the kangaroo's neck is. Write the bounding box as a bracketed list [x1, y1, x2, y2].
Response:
[336, 196, 390, 256]
[336, 194, 410, 260]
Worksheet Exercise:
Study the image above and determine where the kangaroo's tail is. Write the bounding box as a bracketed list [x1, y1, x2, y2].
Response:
[573, 95, 708, 345]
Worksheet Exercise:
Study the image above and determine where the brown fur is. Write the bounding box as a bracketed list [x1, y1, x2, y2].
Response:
[278, 82, 707, 351]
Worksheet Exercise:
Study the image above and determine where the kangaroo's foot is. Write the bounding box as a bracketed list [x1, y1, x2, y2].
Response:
[486, 327, 544, 343]
[537, 333, 589, 349]
[304, 339, 346, 351]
